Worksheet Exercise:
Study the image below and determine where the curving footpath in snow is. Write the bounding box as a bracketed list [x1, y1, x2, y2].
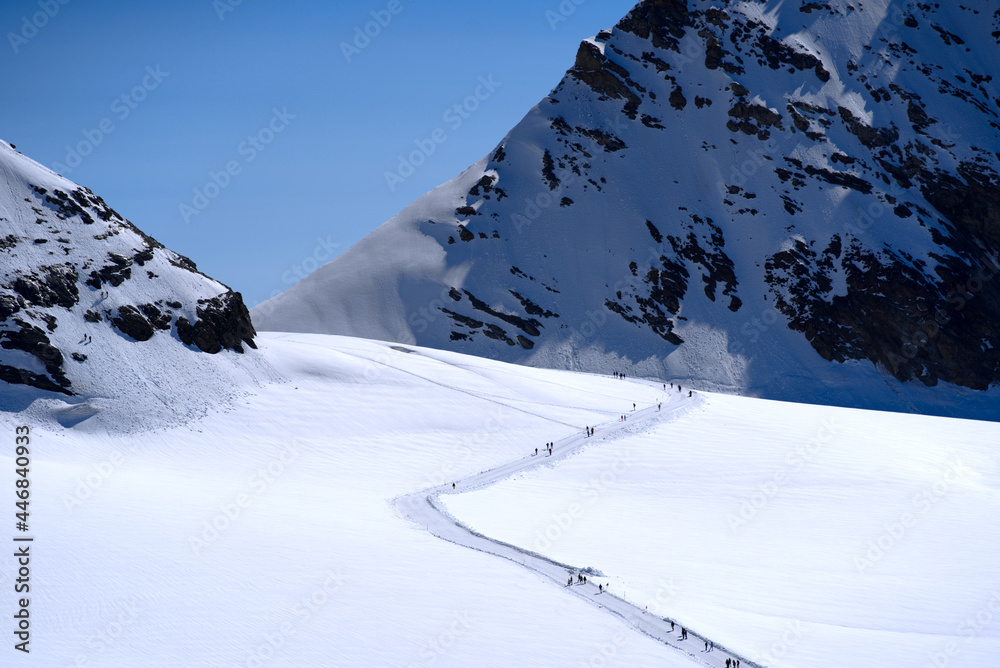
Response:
[395, 387, 765, 668]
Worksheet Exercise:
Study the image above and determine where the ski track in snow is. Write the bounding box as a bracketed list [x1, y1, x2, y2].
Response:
[396, 387, 764, 668]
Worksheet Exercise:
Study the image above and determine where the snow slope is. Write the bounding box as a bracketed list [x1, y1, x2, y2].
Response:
[0, 139, 272, 431]
[443, 392, 1000, 668]
[0, 334, 692, 667]
[2, 332, 997, 666]
[254, 0, 1000, 422]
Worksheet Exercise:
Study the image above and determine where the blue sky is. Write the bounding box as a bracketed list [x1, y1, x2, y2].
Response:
[0, 0, 637, 307]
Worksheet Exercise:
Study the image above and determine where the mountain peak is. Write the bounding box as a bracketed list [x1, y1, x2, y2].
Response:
[0, 140, 272, 429]
[254, 0, 1000, 421]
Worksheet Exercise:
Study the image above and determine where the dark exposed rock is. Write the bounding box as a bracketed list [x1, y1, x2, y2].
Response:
[86, 252, 132, 289]
[10, 264, 79, 309]
[669, 86, 687, 110]
[766, 239, 1000, 390]
[542, 150, 560, 190]
[646, 220, 664, 244]
[139, 303, 171, 331]
[464, 289, 542, 337]
[617, 0, 691, 53]
[440, 308, 485, 330]
[921, 163, 1000, 249]
[111, 305, 155, 342]
[0, 294, 22, 320]
[838, 107, 899, 148]
[483, 323, 516, 345]
[0, 320, 71, 394]
[569, 41, 643, 119]
[133, 247, 155, 266]
[176, 291, 257, 354]
[509, 291, 558, 319]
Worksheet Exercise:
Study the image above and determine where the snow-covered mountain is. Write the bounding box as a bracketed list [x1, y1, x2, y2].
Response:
[254, 0, 1000, 420]
[0, 139, 274, 429]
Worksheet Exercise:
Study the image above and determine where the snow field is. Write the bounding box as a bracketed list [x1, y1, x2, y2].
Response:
[1, 333, 697, 667]
[442, 393, 1000, 667]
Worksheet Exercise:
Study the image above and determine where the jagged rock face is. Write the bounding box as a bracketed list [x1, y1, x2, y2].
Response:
[254, 0, 1000, 419]
[0, 142, 257, 400]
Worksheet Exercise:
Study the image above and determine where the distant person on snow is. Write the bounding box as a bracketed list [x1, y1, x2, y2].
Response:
[688, 390, 692, 397]
[599, 584, 602, 593]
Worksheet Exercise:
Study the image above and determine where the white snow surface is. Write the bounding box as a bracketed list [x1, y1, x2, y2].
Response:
[443, 393, 1000, 668]
[2, 332, 997, 667]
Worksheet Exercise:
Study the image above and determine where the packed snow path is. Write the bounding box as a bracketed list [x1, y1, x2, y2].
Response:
[396, 386, 765, 668]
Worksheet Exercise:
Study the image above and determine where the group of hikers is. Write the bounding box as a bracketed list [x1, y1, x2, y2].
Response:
[535, 442, 554, 457]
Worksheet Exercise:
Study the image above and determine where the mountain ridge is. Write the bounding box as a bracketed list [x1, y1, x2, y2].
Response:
[0, 139, 276, 430]
[254, 0, 1000, 421]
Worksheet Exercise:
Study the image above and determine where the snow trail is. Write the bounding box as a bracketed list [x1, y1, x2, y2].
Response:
[396, 386, 766, 668]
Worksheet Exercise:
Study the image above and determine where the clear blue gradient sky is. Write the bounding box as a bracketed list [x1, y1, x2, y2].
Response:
[0, 0, 637, 307]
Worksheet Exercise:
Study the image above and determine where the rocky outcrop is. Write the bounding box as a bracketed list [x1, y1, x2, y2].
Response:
[176, 291, 258, 354]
